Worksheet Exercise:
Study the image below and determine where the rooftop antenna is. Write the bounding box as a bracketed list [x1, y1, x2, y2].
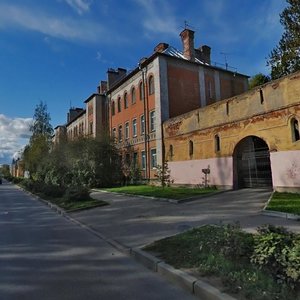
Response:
[220, 52, 231, 70]
[179, 20, 195, 31]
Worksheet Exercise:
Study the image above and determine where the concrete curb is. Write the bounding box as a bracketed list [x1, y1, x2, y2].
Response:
[91, 189, 228, 204]
[262, 209, 300, 221]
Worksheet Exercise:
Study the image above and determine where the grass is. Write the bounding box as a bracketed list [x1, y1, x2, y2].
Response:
[266, 192, 300, 215]
[144, 225, 299, 300]
[103, 185, 218, 200]
[41, 195, 108, 212]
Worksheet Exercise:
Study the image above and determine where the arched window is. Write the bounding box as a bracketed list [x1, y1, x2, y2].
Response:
[291, 118, 300, 142]
[111, 101, 115, 116]
[148, 75, 155, 95]
[124, 92, 128, 109]
[139, 81, 144, 100]
[189, 140, 194, 156]
[131, 87, 136, 104]
[215, 134, 220, 152]
[117, 97, 121, 113]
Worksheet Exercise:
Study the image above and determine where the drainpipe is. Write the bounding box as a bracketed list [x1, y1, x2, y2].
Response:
[140, 65, 149, 182]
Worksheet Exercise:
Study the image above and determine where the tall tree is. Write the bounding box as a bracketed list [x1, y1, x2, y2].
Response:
[267, 0, 300, 79]
[23, 101, 53, 178]
[30, 101, 53, 142]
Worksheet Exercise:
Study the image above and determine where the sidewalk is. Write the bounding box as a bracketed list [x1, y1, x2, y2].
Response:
[70, 188, 300, 249]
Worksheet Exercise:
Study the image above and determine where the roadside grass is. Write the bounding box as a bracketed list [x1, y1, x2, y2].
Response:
[103, 185, 218, 199]
[144, 225, 300, 300]
[39, 194, 108, 212]
[266, 192, 300, 215]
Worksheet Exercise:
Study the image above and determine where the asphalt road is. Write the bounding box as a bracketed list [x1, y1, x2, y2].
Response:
[0, 181, 197, 300]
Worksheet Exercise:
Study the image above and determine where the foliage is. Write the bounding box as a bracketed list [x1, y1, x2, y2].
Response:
[248, 73, 270, 89]
[30, 101, 53, 140]
[145, 224, 300, 300]
[154, 160, 173, 187]
[251, 225, 300, 286]
[35, 137, 123, 189]
[267, 0, 300, 79]
[64, 186, 90, 202]
[23, 101, 53, 178]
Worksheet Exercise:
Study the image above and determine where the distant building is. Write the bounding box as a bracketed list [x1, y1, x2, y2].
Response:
[53, 82, 108, 144]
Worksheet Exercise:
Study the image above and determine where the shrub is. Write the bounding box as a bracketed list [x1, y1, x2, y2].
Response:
[251, 225, 300, 287]
[64, 186, 90, 202]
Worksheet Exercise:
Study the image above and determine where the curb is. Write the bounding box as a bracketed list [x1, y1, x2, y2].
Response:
[262, 191, 300, 221]
[262, 210, 300, 221]
[91, 189, 228, 204]
[19, 184, 238, 300]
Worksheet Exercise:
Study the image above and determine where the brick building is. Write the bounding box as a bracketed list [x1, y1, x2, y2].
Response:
[163, 72, 300, 192]
[107, 29, 248, 179]
[53, 83, 108, 144]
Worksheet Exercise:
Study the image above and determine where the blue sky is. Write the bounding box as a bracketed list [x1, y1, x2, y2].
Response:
[0, 0, 286, 164]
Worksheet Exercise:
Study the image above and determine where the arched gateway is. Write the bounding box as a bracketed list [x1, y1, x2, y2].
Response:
[233, 136, 273, 188]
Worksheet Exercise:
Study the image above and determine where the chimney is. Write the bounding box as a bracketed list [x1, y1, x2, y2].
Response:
[154, 43, 169, 53]
[98, 80, 107, 94]
[195, 45, 211, 64]
[107, 68, 127, 89]
[180, 29, 195, 61]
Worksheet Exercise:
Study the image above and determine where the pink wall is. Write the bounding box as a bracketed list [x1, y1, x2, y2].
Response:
[168, 157, 233, 187]
[270, 151, 300, 189]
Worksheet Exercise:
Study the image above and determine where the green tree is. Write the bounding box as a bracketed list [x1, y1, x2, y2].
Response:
[267, 0, 300, 79]
[23, 101, 53, 178]
[248, 73, 270, 89]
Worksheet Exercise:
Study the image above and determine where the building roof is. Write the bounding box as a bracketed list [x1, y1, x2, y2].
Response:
[107, 44, 248, 94]
[84, 93, 100, 103]
[66, 109, 86, 127]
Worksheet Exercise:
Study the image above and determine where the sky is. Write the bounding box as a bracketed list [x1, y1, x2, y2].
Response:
[0, 0, 286, 164]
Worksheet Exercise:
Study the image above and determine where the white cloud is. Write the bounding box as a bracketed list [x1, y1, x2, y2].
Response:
[0, 114, 32, 163]
[0, 3, 106, 43]
[64, 0, 93, 15]
[134, 0, 178, 36]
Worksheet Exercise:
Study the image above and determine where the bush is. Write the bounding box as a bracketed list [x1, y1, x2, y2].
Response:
[42, 184, 65, 198]
[251, 225, 300, 287]
[64, 186, 90, 202]
[12, 177, 24, 184]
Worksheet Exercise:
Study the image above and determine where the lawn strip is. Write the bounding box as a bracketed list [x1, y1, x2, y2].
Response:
[266, 192, 300, 215]
[104, 185, 217, 200]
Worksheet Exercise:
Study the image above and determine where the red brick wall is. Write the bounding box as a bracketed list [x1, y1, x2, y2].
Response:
[167, 64, 200, 118]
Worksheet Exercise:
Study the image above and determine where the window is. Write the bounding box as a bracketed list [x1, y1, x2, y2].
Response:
[150, 110, 156, 132]
[208, 81, 213, 99]
[148, 75, 155, 95]
[140, 115, 145, 135]
[125, 122, 129, 140]
[124, 92, 128, 109]
[132, 119, 137, 137]
[112, 128, 116, 139]
[169, 145, 173, 161]
[291, 118, 300, 142]
[189, 140, 194, 156]
[139, 81, 144, 100]
[141, 151, 146, 169]
[133, 152, 138, 168]
[131, 87, 136, 104]
[260, 89, 264, 104]
[150, 149, 157, 168]
[215, 134, 220, 152]
[111, 101, 115, 116]
[89, 122, 93, 135]
[117, 97, 121, 112]
[118, 125, 122, 142]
